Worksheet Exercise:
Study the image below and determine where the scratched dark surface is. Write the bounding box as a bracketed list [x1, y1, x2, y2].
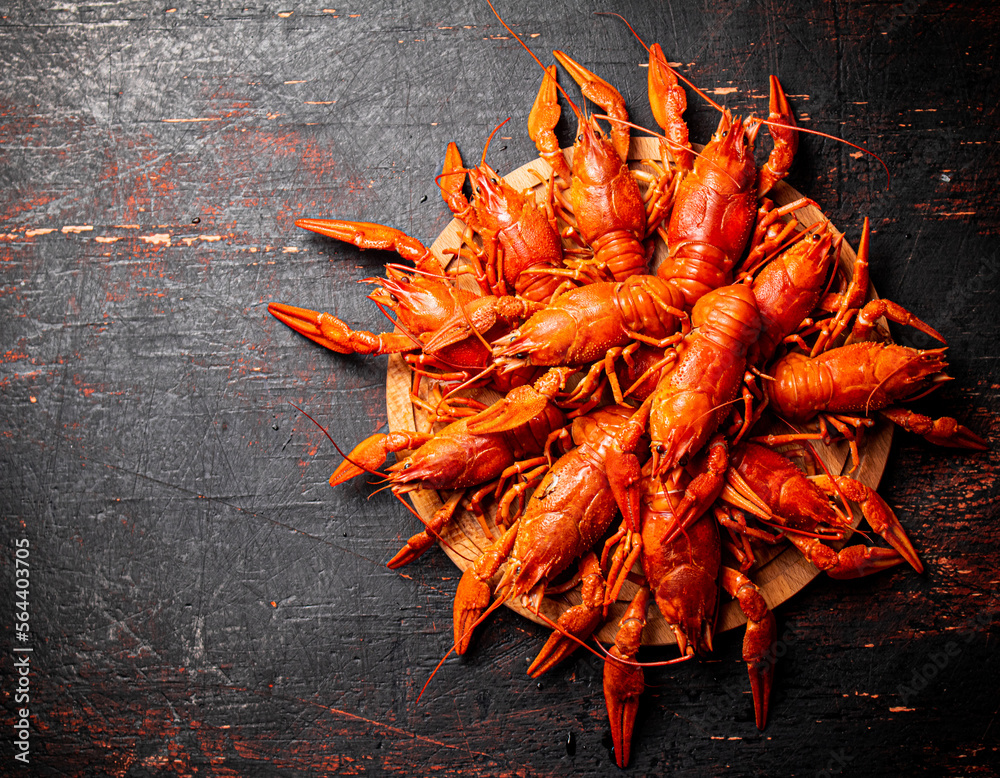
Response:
[1, 0, 998, 775]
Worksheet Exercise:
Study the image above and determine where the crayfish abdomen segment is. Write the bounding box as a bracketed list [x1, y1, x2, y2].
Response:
[592, 230, 648, 281]
[649, 285, 761, 472]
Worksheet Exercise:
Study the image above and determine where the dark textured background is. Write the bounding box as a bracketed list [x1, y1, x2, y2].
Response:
[1, 1, 998, 775]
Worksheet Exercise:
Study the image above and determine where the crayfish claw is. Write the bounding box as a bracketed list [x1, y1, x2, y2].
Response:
[647, 42, 694, 172]
[552, 49, 630, 161]
[387, 530, 435, 570]
[453, 567, 493, 655]
[269, 302, 350, 353]
[603, 586, 649, 768]
[466, 367, 573, 435]
[746, 614, 776, 730]
[757, 75, 798, 197]
[465, 386, 550, 434]
[452, 520, 520, 654]
[270, 302, 416, 355]
[880, 407, 988, 451]
[295, 218, 443, 274]
[527, 553, 605, 676]
[329, 431, 432, 487]
[330, 434, 388, 486]
[812, 474, 923, 574]
[528, 65, 572, 182]
[721, 567, 775, 730]
[825, 545, 905, 580]
[388, 492, 465, 569]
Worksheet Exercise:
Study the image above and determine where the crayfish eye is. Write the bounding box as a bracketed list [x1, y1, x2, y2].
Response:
[722, 130, 728, 138]
[475, 186, 481, 194]
[811, 233, 822, 242]
[576, 134, 584, 142]
[516, 352, 529, 360]
[402, 462, 411, 469]
[389, 294, 399, 303]
[655, 444, 666, 454]
[490, 177, 498, 185]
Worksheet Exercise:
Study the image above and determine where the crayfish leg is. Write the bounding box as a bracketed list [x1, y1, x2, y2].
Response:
[880, 407, 988, 451]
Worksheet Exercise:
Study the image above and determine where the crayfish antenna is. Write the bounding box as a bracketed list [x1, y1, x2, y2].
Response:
[289, 402, 391, 485]
[417, 593, 510, 706]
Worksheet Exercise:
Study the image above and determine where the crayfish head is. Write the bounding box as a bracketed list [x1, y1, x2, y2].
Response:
[468, 162, 521, 228]
[491, 308, 579, 370]
[698, 109, 759, 192]
[570, 117, 624, 186]
[373, 267, 470, 335]
[385, 440, 469, 490]
[783, 227, 836, 288]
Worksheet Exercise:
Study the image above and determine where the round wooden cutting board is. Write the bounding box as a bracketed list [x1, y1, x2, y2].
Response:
[385, 137, 891, 645]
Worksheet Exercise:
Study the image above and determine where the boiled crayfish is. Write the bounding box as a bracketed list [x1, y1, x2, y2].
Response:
[269, 6, 987, 768]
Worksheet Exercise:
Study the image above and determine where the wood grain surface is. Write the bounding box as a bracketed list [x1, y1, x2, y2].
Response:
[1, 1, 997, 776]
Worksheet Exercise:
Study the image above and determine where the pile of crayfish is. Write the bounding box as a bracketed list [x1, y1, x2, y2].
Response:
[268, 12, 987, 767]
